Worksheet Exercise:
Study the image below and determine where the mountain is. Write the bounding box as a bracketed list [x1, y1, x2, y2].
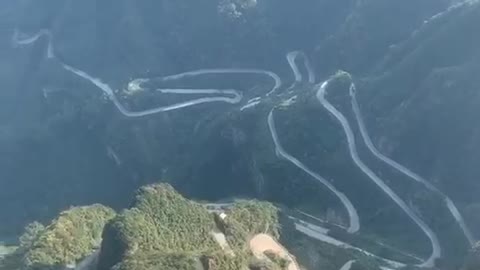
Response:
[1, 1, 479, 269]
[1, 183, 301, 270]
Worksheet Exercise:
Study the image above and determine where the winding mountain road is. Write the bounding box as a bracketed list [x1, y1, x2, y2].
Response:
[349, 80, 475, 246]
[286, 51, 316, 88]
[268, 109, 360, 233]
[339, 260, 355, 270]
[13, 24, 472, 268]
[316, 79, 441, 267]
[13, 29, 281, 117]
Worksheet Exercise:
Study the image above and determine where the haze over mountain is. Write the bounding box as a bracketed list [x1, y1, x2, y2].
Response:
[1, 1, 479, 269]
